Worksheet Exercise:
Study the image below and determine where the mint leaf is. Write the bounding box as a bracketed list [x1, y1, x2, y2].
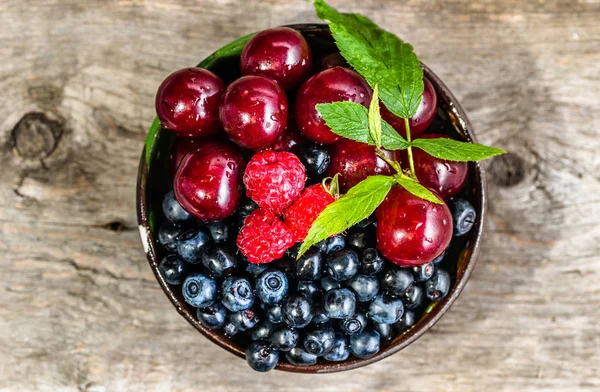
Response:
[298, 175, 394, 258]
[368, 84, 382, 148]
[316, 102, 408, 150]
[412, 138, 506, 162]
[394, 175, 442, 204]
[315, 0, 424, 119]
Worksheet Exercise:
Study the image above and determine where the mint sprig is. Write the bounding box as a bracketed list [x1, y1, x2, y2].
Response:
[368, 84, 383, 148]
[412, 138, 507, 162]
[394, 175, 442, 204]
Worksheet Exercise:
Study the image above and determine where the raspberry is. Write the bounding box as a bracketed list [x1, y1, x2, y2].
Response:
[283, 184, 335, 242]
[243, 150, 307, 215]
[237, 208, 295, 264]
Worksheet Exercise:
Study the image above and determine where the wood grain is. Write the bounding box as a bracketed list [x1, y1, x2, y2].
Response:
[0, 0, 599, 391]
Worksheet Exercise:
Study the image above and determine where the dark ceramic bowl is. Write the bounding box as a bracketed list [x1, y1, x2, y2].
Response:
[137, 24, 486, 373]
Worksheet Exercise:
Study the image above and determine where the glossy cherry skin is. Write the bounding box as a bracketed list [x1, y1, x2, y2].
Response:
[169, 137, 205, 178]
[406, 134, 468, 200]
[319, 52, 348, 71]
[375, 186, 452, 267]
[220, 75, 288, 150]
[326, 139, 398, 192]
[295, 67, 372, 144]
[156, 68, 224, 137]
[174, 141, 245, 222]
[380, 77, 437, 138]
[272, 122, 308, 153]
[241, 27, 312, 89]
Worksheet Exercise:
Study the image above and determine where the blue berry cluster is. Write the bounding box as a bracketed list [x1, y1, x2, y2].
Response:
[157, 191, 476, 372]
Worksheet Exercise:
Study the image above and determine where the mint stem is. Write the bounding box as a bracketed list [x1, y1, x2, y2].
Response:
[404, 117, 417, 178]
[376, 148, 402, 174]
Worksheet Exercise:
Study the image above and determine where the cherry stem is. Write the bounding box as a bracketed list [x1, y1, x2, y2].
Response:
[376, 148, 402, 174]
[404, 117, 417, 179]
[322, 174, 341, 199]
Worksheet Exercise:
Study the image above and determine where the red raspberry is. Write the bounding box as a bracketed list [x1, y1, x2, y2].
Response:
[237, 208, 295, 264]
[284, 184, 335, 242]
[243, 150, 307, 215]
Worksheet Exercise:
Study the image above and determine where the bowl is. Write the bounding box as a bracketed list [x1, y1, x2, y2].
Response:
[137, 23, 486, 373]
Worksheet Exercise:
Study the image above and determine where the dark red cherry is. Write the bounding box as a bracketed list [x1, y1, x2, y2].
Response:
[169, 137, 204, 178]
[319, 52, 348, 71]
[295, 67, 372, 144]
[220, 75, 288, 150]
[272, 122, 308, 153]
[406, 134, 468, 200]
[326, 139, 397, 192]
[241, 27, 312, 89]
[156, 68, 224, 137]
[380, 77, 437, 138]
[375, 186, 452, 267]
[174, 141, 245, 222]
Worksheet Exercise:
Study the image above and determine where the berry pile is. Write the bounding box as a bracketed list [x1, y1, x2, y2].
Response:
[153, 26, 478, 372]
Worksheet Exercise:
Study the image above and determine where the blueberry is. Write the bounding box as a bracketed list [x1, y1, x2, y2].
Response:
[282, 294, 314, 328]
[271, 256, 295, 275]
[432, 250, 446, 264]
[347, 274, 379, 302]
[394, 310, 416, 330]
[297, 281, 323, 302]
[412, 262, 435, 282]
[221, 276, 254, 312]
[350, 329, 380, 358]
[374, 322, 394, 343]
[294, 248, 323, 281]
[286, 242, 302, 259]
[312, 306, 330, 324]
[355, 216, 376, 229]
[270, 327, 300, 352]
[323, 288, 356, 319]
[158, 223, 184, 252]
[403, 284, 424, 310]
[361, 248, 385, 276]
[285, 347, 318, 366]
[245, 341, 279, 372]
[176, 229, 211, 264]
[251, 320, 274, 341]
[323, 333, 350, 362]
[425, 269, 451, 301]
[368, 294, 404, 324]
[237, 198, 258, 227]
[321, 276, 341, 292]
[206, 220, 230, 243]
[182, 273, 216, 308]
[223, 322, 240, 336]
[256, 270, 289, 304]
[382, 268, 414, 297]
[262, 303, 284, 324]
[303, 324, 335, 356]
[299, 145, 330, 178]
[201, 244, 236, 277]
[162, 191, 191, 223]
[243, 255, 269, 277]
[196, 303, 227, 330]
[451, 198, 476, 236]
[346, 229, 373, 252]
[326, 249, 359, 281]
[229, 308, 260, 331]
[340, 312, 367, 335]
[316, 234, 345, 254]
[158, 254, 189, 285]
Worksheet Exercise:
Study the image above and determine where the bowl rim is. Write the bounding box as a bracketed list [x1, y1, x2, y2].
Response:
[136, 23, 487, 374]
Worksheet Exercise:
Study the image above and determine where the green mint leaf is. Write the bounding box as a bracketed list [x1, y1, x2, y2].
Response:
[298, 175, 394, 258]
[394, 175, 443, 204]
[316, 102, 408, 150]
[368, 84, 382, 148]
[412, 138, 507, 162]
[314, 0, 424, 119]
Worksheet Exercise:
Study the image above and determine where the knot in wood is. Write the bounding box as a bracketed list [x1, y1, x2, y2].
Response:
[11, 112, 63, 160]
[488, 152, 527, 187]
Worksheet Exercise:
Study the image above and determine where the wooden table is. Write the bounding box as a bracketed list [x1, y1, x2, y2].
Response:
[1, 0, 599, 390]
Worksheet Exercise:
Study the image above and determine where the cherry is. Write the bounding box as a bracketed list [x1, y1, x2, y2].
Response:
[241, 27, 312, 90]
[174, 141, 245, 221]
[406, 134, 468, 200]
[156, 68, 224, 137]
[295, 67, 372, 144]
[375, 186, 452, 267]
[169, 137, 204, 178]
[272, 122, 308, 153]
[326, 139, 397, 192]
[220, 75, 288, 150]
[380, 77, 437, 138]
[319, 52, 348, 71]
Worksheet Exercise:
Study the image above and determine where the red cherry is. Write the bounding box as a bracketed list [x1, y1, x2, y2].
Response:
[375, 186, 452, 267]
[241, 27, 312, 89]
[326, 139, 397, 192]
[220, 75, 288, 150]
[156, 68, 224, 137]
[318, 52, 348, 71]
[272, 122, 308, 153]
[169, 137, 204, 178]
[174, 141, 245, 222]
[295, 67, 372, 144]
[380, 77, 437, 138]
[406, 134, 468, 200]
